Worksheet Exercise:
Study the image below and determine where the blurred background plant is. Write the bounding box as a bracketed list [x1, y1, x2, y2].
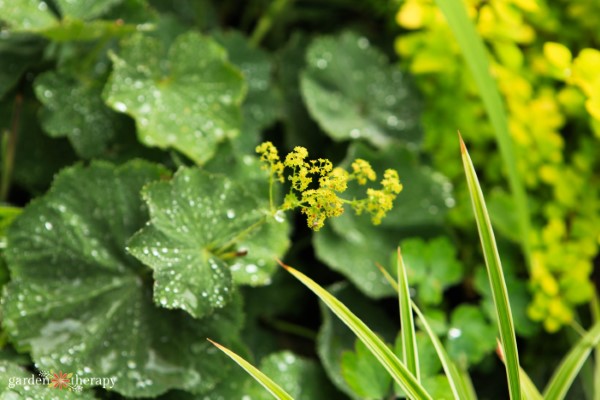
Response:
[395, 0, 600, 335]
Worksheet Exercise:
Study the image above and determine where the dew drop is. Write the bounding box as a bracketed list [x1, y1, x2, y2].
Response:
[357, 37, 370, 49]
[114, 102, 128, 112]
[274, 210, 285, 223]
[316, 59, 328, 69]
[44, 222, 53, 231]
[386, 115, 399, 127]
[350, 129, 361, 138]
[448, 327, 462, 339]
[226, 209, 235, 219]
[445, 197, 456, 208]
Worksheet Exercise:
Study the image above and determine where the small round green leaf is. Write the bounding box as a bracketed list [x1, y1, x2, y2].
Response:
[34, 71, 123, 158]
[398, 237, 464, 306]
[342, 339, 392, 398]
[445, 305, 497, 368]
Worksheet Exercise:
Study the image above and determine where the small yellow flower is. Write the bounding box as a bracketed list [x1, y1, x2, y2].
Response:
[284, 146, 309, 167]
[256, 141, 284, 182]
[351, 159, 376, 184]
[381, 169, 403, 193]
[320, 168, 349, 192]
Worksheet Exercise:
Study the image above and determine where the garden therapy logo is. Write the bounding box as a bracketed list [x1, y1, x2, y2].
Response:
[7, 369, 117, 392]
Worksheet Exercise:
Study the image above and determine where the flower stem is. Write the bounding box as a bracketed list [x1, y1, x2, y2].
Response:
[250, 0, 292, 46]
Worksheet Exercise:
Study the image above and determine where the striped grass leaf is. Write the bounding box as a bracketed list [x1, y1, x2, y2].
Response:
[280, 261, 432, 400]
[207, 339, 293, 400]
[397, 248, 420, 381]
[435, 0, 532, 266]
[497, 341, 543, 400]
[460, 135, 522, 400]
[543, 321, 600, 400]
[377, 262, 476, 400]
[593, 294, 600, 400]
[521, 368, 543, 400]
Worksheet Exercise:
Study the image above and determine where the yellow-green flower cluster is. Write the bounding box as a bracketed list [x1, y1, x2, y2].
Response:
[256, 141, 284, 183]
[395, 0, 600, 331]
[352, 170, 403, 224]
[256, 142, 403, 231]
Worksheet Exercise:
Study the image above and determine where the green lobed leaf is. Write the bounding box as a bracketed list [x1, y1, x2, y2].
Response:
[301, 31, 422, 148]
[2, 161, 245, 397]
[53, 0, 124, 20]
[0, 0, 134, 40]
[0, 0, 57, 31]
[284, 263, 432, 400]
[34, 70, 124, 158]
[127, 167, 275, 318]
[103, 32, 246, 165]
[445, 305, 497, 368]
[398, 237, 464, 306]
[460, 136, 522, 399]
[341, 339, 392, 398]
[314, 142, 453, 299]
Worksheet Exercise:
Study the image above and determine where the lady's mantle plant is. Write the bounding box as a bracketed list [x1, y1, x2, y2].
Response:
[1, 142, 402, 397]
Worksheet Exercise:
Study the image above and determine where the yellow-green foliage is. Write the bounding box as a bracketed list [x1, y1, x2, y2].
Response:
[256, 142, 403, 231]
[395, 0, 600, 332]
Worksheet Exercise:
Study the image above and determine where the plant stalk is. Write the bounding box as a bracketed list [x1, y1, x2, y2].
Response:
[250, 0, 292, 46]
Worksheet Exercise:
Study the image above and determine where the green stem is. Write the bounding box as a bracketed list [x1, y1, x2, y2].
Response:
[216, 215, 268, 256]
[250, 0, 292, 46]
[78, 36, 111, 79]
[263, 317, 317, 341]
[1, 94, 23, 201]
[269, 174, 274, 212]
